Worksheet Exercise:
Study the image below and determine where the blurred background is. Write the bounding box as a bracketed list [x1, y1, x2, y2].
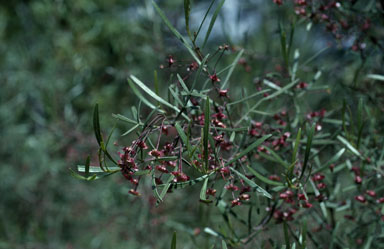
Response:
[1, 0, 383, 248]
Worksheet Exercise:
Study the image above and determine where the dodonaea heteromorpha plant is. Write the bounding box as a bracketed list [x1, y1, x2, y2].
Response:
[73, 0, 384, 248]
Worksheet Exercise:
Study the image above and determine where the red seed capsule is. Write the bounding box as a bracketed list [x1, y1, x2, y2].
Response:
[302, 201, 313, 208]
[129, 189, 140, 196]
[355, 195, 366, 203]
[366, 190, 376, 197]
[355, 176, 362, 184]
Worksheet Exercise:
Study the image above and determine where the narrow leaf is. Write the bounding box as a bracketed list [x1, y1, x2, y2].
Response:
[85, 156, 90, 177]
[171, 231, 177, 249]
[112, 113, 141, 125]
[184, 0, 191, 38]
[299, 124, 315, 180]
[366, 74, 384, 81]
[292, 128, 301, 164]
[313, 148, 345, 173]
[177, 74, 189, 93]
[152, 0, 201, 64]
[221, 49, 244, 89]
[203, 96, 210, 171]
[337, 135, 363, 159]
[121, 123, 140, 136]
[130, 75, 190, 121]
[230, 168, 272, 198]
[200, 177, 210, 202]
[202, 0, 226, 48]
[247, 166, 284, 186]
[225, 134, 272, 166]
[128, 79, 165, 113]
[93, 104, 102, 145]
[222, 240, 228, 249]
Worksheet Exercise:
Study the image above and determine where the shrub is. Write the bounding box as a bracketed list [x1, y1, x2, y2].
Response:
[74, 0, 384, 248]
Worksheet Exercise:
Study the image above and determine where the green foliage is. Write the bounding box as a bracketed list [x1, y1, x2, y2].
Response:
[2, 0, 384, 248]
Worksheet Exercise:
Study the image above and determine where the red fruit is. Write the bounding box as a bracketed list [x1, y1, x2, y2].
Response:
[129, 189, 140, 196]
[231, 198, 242, 207]
[313, 173, 325, 181]
[137, 141, 148, 149]
[269, 175, 281, 181]
[209, 73, 220, 83]
[296, 82, 308, 89]
[206, 188, 217, 196]
[239, 194, 251, 201]
[366, 190, 376, 197]
[376, 197, 384, 204]
[298, 193, 307, 200]
[219, 89, 229, 97]
[225, 184, 239, 191]
[273, 0, 283, 5]
[149, 149, 163, 157]
[355, 195, 366, 203]
[155, 165, 169, 173]
[317, 183, 326, 189]
[355, 175, 362, 184]
[302, 201, 313, 208]
[329, 163, 335, 172]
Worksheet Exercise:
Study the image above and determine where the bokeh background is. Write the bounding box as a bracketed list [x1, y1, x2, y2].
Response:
[1, 0, 383, 248]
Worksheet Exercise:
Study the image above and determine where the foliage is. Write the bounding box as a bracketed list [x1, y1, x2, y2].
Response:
[2, 0, 384, 248]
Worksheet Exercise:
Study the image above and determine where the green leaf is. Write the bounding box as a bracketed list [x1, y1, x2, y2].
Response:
[152, 173, 162, 202]
[203, 96, 210, 171]
[112, 113, 142, 126]
[265, 79, 298, 100]
[363, 236, 373, 249]
[356, 98, 365, 149]
[184, 0, 191, 38]
[299, 124, 315, 180]
[283, 222, 291, 249]
[202, 0, 226, 48]
[204, 227, 219, 237]
[175, 122, 189, 147]
[227, 89, 270, 106]
[222, 240, 228, 249]
[121, 123, 140, 136]
[221, 49, 244, 89]
[192, 54, 209, 90]
[261, 146, 290, 168]
[93, 105, 118, 166]
[313, 148, 345, 173]
[200, 177, 211, 202]
[156, 174, 175, 205]
[230, 168, 272, 198]
[279, 23, 289, 68]
[93, 104, 102, 146]
[194, 0, 216, 41]
[225, 134, 272, 166]
[169, 85, 183, 107]
[337, 135, 363, 159]
[292, 128, 301, 164]
[247, 166, 284, 186]
[78, 165, 120, 173]
[128, 79, 165, 113]
[300, 220, 307, 249]
[70, 169, 113, 181]
[236, 80, 298, 125]
[177, 74, 189, 93]
[130, 75, 190, 121]
[171, 231, 177, 249]
[85, 155, 90, 177]
[151, 0, 201, 65]
[366, 74, 384, 81]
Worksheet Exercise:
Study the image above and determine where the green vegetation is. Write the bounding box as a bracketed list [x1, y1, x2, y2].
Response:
[1, 0, 383, 248]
